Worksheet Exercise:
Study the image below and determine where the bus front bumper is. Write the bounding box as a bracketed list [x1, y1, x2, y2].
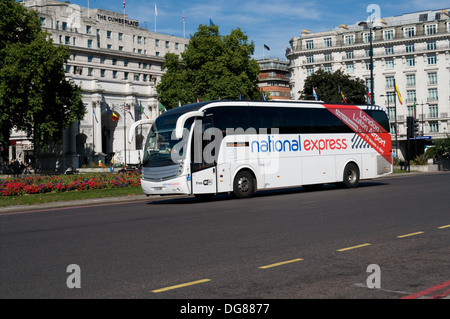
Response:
[141, 176, 191, 196]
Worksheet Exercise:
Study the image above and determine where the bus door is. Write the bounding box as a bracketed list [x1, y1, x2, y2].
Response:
[191, 116, 217, 194]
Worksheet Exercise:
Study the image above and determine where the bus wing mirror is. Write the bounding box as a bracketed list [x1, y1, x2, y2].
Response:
[175, 111, 204, 139]
[128, 119, 154, 143]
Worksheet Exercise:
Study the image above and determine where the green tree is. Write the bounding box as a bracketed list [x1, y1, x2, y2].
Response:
[157, 25, 261, 109]
[0, 0, 84, 148]
[299, 69, 366, 104]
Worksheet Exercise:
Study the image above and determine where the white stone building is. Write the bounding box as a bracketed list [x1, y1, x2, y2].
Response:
[9, 0, 189, 170]
[287, 9, 450, 160]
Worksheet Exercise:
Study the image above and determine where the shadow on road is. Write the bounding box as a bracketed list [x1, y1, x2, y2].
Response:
[148, 181, 389, 205]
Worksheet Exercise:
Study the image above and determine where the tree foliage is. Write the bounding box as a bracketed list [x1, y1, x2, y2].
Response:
[299, 69, 367, 104]
[0, 0, 84, 147]
[157, 25, 261, 109]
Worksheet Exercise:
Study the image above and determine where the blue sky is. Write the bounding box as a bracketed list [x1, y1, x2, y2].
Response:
[68, 0, 449, 59]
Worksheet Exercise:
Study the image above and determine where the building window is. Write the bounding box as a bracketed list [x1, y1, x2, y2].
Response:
[425, 24, 437, 35]
[427, 55, 437, 65]
[40, 17, 46, 27]
[112, 59, 117, 65]
[406, 74, 415, 87]
[113, 71, 117, 79]
[306, 67, 314, 76]
[73, 37, 76, 46]
[365, 62, 372, 70]
[137, 36, 142, 44]
[323, 38, 332, 48]
[65, 36, 70, 45]
[155, 39, 159, 46]
[165, 41, 170, 48]
[87, 56, 93, 63]
[386, 76, 395, 89]
[175, 42, 179, 50]
[407, 105, 415, 117]
[119, 46, 123, 51]
[119, 33, 123, 41]
[346, 51, 354, 59]
[406, 90, 416, 103]
[344, 35, 354, 45]
[324, 64, 332, 73]
[365, 49, 371, 57]
[405, 43, 415, 53]
[88, 68, 93, 76]
[406, 56, 415, 67]
[124, 72, 129, 80]
[306, 40, 314, 49]
[306, 55, 314, 63]
[346, 63, 354, 73]
[428, 88, 438, 101]
[62, 21, 67, 31]
[427, 72, 437, 85]
[383, 30, 394, 40]
[107, 44, 112, 50]
[429, 121, 439, 133]
[324, 53, 332, 61]
[107, 31, 112, 39]
[87, 39, 92, 48]
[363, 33, 372, 43]
[385, 59, 394, 69]
[429, 105, 438, 118]
[100, 57, 105, 64]
[100, 69, 105, 78]
[427, 41, 436, 50]
[124, 60, 128, 67]
[388, 107, 396, 120]
[404, 27, 415, 38]
[385, 46, 394, 55]
[86, 25, 91, 34]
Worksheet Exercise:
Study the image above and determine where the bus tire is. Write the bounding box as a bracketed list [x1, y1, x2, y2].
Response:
[342, 163, 360, 188]
[233, 170, 255, 199]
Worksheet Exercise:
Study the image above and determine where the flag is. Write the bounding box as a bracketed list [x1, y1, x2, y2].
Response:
[340, 90, 347, 104]
[209, 18, 214, 26]
[413, 102, 417, 118]
[261, 92, 266, 101]
[125, 105, 134, 120]
[178, 100, 181, 107]
[93, 109, 98, 123]
[264, 44, 270, 51]
[183, 11, 185, 22]
[395, 82, 403, 105]
[123, 0, 125, 9]
[159, 102, 166, 112]
[366, 87, 371, 104]
[140, 102, 149, 119]
[312, 87, 318, 101]
[112, 111, 119, 122]
[155, 3, 157, 16]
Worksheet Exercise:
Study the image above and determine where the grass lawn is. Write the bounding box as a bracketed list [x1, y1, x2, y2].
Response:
[0, 186, 144, 207]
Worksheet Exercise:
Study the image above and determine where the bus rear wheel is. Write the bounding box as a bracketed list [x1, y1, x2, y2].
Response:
[233, 171, 255, 199]
[342, 163, 360, 188]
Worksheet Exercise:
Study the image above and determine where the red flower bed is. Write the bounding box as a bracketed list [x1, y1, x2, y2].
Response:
[1, 171, 141, 196]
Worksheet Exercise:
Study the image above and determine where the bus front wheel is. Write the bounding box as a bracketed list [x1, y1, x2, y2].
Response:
[342, 163, 360, 188]
[233, 171, 255, 199]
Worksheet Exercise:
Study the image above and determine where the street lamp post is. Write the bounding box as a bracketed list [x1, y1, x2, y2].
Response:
[358, 21, 382, 106]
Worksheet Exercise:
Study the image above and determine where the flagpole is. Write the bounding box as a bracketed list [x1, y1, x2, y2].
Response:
[155, 3, 157, 33]
[124, 104, 127, 167]
[183, 11, 185, 38]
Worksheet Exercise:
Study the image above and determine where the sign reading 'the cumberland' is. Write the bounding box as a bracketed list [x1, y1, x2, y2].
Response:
[96, 14, 139, 27]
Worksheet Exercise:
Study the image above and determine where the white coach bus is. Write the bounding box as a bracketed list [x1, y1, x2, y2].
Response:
[141, 100, 392, 199]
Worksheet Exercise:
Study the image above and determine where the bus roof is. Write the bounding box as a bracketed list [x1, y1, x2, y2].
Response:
[160, 100, 382, 118]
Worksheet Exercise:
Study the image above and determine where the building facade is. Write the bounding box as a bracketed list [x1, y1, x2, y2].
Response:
[287, 9, 450, 159]
[257, 58, 291, 100]
[9, 0, 189, 170]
